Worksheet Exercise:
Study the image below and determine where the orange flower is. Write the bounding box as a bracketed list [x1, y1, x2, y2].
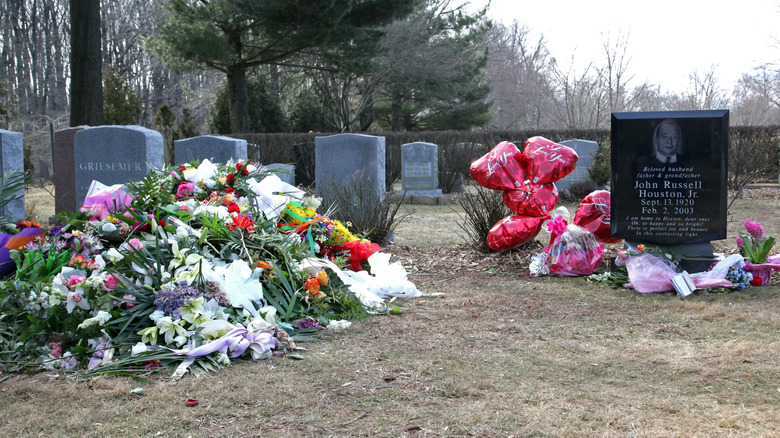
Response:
[304, 277, 321, 297]
[315, 269, 329, 286]
[255, 260, 273, 271]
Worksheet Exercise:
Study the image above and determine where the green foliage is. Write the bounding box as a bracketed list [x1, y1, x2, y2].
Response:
[103, 66, 142, 125]
[209, 77, 289, 134]
[373, 0, 493, 131]
[456, 183, 511, 252]
[174, 108, 200, 140]
[146, 0, 419, 132]
[588, 141, 611, 187]
[0, 169, 28, 230]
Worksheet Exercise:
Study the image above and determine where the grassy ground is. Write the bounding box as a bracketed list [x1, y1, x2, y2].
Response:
[2, 188, 778, 437]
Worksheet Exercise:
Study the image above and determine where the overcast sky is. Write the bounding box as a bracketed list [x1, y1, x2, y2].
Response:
[472, 0, 780, 93]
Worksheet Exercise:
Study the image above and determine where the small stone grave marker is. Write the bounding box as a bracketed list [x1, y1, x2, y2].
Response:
[174, 135, 247, 165]
[557, 139, 598, 193]
[0, 129, 25, 221]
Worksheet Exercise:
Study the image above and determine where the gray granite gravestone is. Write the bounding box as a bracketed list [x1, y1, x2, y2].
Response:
[611, 110, 729, 272]
[174, 135, 247, 165]
[0, 130, 25, 221]
[558, 139, 598, 192]
[74, 125, 164, 207]
[401, 142, 442, 198]
[261, 163, 295, 185]
[315, 133, 385, 211]
[53, 126, 88, 213]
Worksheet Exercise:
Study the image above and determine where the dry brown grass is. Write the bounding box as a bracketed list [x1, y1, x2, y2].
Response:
[2, 188, 779, 437]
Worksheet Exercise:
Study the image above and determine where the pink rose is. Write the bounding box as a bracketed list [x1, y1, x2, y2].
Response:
[128, 238, 143, 251]
[102, 274, 119, 292]
[176, 182, 196, 199]
[67, 275, 86, 288]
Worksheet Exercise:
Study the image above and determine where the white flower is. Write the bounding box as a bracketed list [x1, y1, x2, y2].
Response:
[182, 159, 218, 184]
[214, 260, 264, 318]
[66, 289, 90, 313]
[156, 316, 188, 345]
[131, 342, 148, 356]
[328, 320, 352, 331]
[105, 247, 124, 263]
[101, 222, 117, 233]
[199, 319, 234, 340]
[149, 310, 165, 323]
[77, 310, 112, 329]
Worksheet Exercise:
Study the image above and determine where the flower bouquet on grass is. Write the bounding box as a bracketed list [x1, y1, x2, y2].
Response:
[737, 218, 778, 286]
[0, 159, 418, 378]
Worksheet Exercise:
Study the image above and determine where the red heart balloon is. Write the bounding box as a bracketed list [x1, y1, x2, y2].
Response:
[522, 137, 578, 185]
[573, 190, 622, 244]
[486, 215, 545, 251]
[469, 141, 525, 191]
[503, 182, 558, 217]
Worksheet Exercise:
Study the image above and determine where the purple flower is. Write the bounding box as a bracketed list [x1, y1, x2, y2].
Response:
[296, 317, 321, 330]
[736, 235, 745, 248]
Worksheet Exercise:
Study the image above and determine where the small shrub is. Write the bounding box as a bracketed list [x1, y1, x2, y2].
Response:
[456, 183, 511, 252]
[318, 177, 407, 245]
[588, 141, 611, 187]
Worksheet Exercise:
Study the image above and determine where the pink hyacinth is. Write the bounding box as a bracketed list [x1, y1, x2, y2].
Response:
[744, 218, 765, 241]
[736, 235, 744, 248]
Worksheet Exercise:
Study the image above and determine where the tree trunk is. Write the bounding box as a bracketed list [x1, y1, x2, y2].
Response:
[391, 93, 403, 132]
[70, 0, 104, 126]
[227, 63, 250, 133]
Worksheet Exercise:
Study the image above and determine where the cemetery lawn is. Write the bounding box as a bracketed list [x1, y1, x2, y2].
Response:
[1, 189, 779, 437]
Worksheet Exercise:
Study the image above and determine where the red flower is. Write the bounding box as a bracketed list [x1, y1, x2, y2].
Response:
[184, 398, 199, 407]
[227, 202, 240, 214]
[16, 220, 43, 230]
[636, 244, 646, 251]
[225, 187, 236, 194]
[178, 165, 186, 172]
[227, 214, 256, 233]
[332, 240, 381, 271]
[751, 276, 763, 287]
[226, 173, 235, 185]
[144, 359, 162, 370]
[241, 168, 249, 176]
[158, 220, 166, 227]
[236, 163, 243, 171]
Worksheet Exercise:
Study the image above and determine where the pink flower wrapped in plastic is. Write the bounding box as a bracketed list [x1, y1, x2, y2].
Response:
[544, 224, 604, 276]
[82, 183, 132, 213]
[615, 248, 679, 293]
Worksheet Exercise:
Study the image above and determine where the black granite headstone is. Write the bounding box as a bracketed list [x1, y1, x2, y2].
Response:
[611, 110, 729, 271]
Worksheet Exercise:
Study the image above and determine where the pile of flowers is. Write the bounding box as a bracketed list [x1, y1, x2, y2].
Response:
[0, 159, 417, 378]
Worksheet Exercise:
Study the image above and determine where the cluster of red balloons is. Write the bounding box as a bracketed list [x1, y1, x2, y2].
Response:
[470, 137, 619, 251]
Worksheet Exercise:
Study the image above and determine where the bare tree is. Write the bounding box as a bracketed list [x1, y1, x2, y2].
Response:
[484, 21, 555, 130]
[680, 65, 730, 110]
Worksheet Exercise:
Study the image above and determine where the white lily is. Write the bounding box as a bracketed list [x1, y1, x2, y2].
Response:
[156, 316, 188, 345]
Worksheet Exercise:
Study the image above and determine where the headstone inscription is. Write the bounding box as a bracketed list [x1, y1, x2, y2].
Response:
[174, 135, 248, 165]
[557, 139, 598, 192]
[0, 129, 25, 221]
[611, 110, 729, 272]
[74, 125, 164, 207]
[53, 126, 88, 213]
[401, 142, 442, 198]
[315, 133, 385, 212]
